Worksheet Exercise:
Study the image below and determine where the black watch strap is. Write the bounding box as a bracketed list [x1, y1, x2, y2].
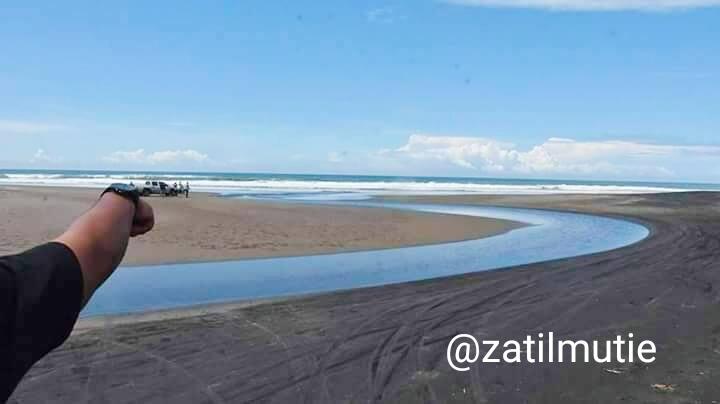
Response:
[102, 183, 140, 208]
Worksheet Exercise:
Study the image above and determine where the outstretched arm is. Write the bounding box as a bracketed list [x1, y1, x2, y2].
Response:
[0, 188, 155, 401]
[56, 192, 154, 306]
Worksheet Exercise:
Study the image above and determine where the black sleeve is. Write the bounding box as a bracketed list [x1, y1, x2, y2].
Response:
[0, 242, 84, 402]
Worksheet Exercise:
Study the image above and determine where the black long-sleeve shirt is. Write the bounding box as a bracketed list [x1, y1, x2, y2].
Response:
[0, 243, 83, 402]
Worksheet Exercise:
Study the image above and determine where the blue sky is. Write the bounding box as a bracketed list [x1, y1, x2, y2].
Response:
[1, 0, 719, 181]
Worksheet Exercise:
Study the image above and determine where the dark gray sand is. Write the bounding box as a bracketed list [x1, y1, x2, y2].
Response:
[10, 192, 720, 403]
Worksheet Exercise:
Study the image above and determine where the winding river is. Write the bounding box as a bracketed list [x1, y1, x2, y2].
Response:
[82, 201, 649, 317]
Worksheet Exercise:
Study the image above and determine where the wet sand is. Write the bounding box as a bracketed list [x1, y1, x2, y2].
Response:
[0, 186, 521, 265]
[10, 192, 720, 403]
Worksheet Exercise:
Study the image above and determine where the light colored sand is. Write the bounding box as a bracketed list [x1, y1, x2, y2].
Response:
[0, 186, 523, 266]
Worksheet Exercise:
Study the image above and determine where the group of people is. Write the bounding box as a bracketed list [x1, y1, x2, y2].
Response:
[173, 181, 190, 198]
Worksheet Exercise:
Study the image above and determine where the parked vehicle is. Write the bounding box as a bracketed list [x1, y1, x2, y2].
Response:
[136, 180, 176, 196]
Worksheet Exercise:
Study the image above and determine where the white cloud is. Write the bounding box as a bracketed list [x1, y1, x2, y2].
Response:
[29, 148, 62, 164]
[382, 134, 720, 178]
[32, 149, 50, 162]
[366, 7, 398, 23]
[0, 119, 65, 135]
[103, 149, 209, 165]
[328, 151, 348, 163]
[442, 0, 720, 11]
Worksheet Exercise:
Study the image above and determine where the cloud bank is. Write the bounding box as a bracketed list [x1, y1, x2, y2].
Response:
[443, 0, 720, 11]
[381, 134, 720, 178]
[103, 149, 209, 165]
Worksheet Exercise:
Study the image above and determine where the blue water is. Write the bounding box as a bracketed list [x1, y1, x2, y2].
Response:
[2, 168, 719, 195]
[82, 202, 650, 317]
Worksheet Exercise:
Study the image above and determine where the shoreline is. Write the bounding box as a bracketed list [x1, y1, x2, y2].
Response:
[73, 295, 296, 333]
[0, 185, 525, 266]
[13, 191, 720, 403]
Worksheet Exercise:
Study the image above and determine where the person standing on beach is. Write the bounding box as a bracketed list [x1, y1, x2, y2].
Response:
[185, 181, 190, 198]
[0, 184, 154, 401]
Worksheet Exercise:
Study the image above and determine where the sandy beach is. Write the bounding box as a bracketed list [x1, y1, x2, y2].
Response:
[0, 186, 522, 265]
[8, 191, 720, 403]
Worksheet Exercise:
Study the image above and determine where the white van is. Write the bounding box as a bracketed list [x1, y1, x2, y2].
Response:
[135, 180, 176, 196]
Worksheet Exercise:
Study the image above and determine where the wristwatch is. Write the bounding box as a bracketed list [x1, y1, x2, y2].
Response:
[102, 183, 140, 209]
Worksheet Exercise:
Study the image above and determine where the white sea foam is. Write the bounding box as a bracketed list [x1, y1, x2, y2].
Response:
[0, 172, 700, 195]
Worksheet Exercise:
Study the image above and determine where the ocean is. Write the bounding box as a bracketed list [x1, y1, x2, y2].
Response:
[1, 169, 718, 198]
